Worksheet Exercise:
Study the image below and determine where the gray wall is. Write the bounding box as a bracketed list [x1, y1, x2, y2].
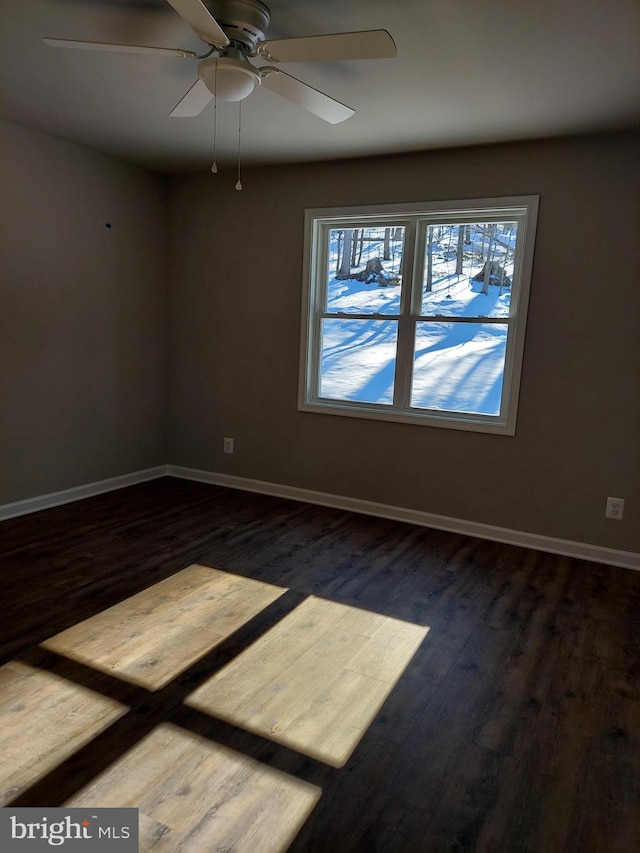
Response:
[0, 120, 168, 503]
[167, 130, 639, 553]
[2, 119, 637, 554]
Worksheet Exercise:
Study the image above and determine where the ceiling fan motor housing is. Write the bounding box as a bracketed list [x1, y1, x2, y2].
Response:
[204, 0, 270, 50]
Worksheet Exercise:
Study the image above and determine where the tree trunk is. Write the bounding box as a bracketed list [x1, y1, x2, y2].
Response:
[482, 224, 496, 294]
[350, 229, 359, 267]
[383, 228, 391, 261]
[337, 229, 353, 279]
[335, 231, 343, 277]
[455, 224, 465, 275]
[425, 227, 434, 292]
[356, 229, 364, 266]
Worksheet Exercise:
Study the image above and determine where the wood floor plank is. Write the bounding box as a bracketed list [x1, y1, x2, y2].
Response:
[345, 621, 428, 683]
[187, 595, 427, 767]
[137, 814, 174, 852]
[0, 661, 127, 805]
[390, 624, 519, 809]
[41, 565, 286, 690]
[68, 723, 321, 853]
[280, 669, 387, 766]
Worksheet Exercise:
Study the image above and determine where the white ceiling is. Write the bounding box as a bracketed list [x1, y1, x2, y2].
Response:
[2, 0, 639, 173]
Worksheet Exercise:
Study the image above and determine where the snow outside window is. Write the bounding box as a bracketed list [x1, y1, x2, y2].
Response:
[299, 197, 538, 435]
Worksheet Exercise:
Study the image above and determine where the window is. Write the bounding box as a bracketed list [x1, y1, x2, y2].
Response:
[299, 196, 538, 434]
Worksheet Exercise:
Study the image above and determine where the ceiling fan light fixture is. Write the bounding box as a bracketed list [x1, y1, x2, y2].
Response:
[199, 57, 260, 102]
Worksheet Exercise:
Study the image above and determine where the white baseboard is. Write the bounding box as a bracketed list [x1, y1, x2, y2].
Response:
[167, 465, 640, 572]
[2, 464, 637, 572]
[0, 466, 168, 521]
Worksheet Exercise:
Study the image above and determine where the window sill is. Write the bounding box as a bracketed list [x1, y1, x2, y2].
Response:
[298, 398, 516, 435]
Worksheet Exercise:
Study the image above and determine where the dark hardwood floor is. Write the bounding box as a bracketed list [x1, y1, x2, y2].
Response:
[1, 477, 639, 851]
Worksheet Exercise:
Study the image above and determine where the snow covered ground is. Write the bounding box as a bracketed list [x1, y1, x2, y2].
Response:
[320, 225, 517, 416]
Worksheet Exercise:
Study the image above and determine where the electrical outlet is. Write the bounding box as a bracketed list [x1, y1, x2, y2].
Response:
[605, 497, 624, 520]
[223, 437, 234, 454]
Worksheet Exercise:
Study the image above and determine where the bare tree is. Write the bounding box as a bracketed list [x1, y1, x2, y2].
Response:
[350, 228, 360, 267]
[455, 224, 465, 275]
[356, 229, 364, 266]
[482, 224, 497, 294]
[336, 229, 354, 279]
[335, 231, 343, 277]
[383, 227, 391, 261]
[425, 226, 434, 292]
[474, 224, 515, 255]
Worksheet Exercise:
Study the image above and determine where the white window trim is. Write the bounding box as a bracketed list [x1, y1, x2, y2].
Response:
[298, 196, 539, 435]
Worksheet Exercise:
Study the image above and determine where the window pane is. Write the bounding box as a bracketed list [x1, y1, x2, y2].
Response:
[421, 222, 518, 318]
[411, 322, 507, 415]
[319, 318, 398, 404]
[326, 226, 405, 315]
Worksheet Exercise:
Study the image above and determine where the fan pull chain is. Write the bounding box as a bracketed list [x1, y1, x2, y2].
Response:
[235, 101, 242, 191]
[211, 60, 218, 173]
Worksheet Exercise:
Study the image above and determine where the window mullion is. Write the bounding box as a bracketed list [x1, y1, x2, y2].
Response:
[393, 218, 417, 408]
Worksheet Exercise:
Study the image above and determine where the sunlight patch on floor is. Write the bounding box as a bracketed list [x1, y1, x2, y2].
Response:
[66, 723, 321, 853]
[0, 661, 127, 805]
[186, 595, 429, 767]
[41, 565, 287, 690]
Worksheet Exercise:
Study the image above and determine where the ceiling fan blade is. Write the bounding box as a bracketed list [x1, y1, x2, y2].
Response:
[165, 0, 229, 47]
[170, 78, 214, 117]
[43, 38, 197, 58]
[260, 68, 354, 124]
[254, 30, 396, 63]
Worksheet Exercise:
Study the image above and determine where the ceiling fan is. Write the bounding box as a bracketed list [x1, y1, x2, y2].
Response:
[43, 0, 397, 124]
